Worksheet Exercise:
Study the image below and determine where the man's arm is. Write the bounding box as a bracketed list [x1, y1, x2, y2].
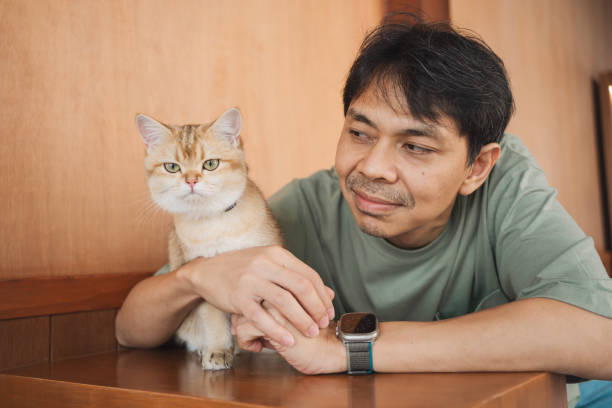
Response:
[115, 264, 201, 348]
[373, 298, 611, 378]
[233, 297, 612, 379]
[116, 246, 335, 349]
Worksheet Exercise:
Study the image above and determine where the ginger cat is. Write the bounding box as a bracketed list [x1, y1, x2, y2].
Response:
[136, 108, 282, 370]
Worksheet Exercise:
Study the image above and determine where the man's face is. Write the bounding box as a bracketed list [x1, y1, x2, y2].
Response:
[335, 83, 473, 249]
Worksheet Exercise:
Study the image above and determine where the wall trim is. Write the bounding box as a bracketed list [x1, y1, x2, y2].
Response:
[0, 272, 150, 320]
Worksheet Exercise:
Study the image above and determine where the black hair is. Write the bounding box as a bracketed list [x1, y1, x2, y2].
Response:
[343, 15, 515, 163]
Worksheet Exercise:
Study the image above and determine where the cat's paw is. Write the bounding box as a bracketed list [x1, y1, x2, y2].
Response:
[201, 349, 234, 370]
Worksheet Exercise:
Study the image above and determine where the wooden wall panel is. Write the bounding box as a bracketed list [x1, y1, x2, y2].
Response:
[0, 272, 149, 320]
[450, 0, 612, 249]
[0, 317, 49, 371]
[0, 0, 383, 280]
[385, 0, 449, 21]
[51, 310, 117, 362]
[0, 273, 151, 319]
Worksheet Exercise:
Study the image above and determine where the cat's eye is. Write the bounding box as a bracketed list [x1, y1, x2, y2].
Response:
[203, 159, 220, 171]
[163, 162, 181, 173]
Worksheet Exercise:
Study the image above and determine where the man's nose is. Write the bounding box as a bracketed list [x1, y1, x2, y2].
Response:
[358, 141, 398, 183]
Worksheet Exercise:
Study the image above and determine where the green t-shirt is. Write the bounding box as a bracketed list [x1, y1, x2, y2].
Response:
[268, 135, 612, 321]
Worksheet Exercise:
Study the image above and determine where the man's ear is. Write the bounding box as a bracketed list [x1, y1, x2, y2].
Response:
[459, 143, 501, 196]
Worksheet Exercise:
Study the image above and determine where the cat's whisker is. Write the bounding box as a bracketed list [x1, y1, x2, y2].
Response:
[130, 194, 155, 209]
[139, 201, 158, 217]
[134, 199, 167, 226]
[140, 201, 163, 218]
[123, 190, 161, 209]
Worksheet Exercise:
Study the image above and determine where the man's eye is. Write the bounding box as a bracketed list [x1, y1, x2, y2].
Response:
[349, 129, 367, 139]
[404, 144, 430, 153]
[163, 162, 181, 173]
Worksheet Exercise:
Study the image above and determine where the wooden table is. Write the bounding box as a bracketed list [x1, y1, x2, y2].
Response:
[0, 347, 567, 407]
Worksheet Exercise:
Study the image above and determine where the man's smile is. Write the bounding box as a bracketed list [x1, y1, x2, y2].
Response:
[344, 171, 415, 217]
[352, 188, 402, 215]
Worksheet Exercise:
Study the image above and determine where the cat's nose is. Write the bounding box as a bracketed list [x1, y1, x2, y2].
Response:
[186, 178, 198, 189]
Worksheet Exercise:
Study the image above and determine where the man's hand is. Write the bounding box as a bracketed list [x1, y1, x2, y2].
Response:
[231, 302, 346, 375]
[184, 245, 335, 347]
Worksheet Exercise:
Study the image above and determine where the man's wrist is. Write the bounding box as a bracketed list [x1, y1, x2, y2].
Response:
[335, 336, 349, 373]
[174, 259, 205, 302]
[327, 324, 348, 373]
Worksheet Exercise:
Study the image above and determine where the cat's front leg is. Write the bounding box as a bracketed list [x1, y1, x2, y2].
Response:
[177, 302, 235, 370]
[199, 304, 235, 370]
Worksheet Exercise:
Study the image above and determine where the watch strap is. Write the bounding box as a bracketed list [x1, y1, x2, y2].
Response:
[346, 341, 373, 374]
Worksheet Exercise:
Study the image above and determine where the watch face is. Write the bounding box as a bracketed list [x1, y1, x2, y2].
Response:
[340, 313, 377, 334]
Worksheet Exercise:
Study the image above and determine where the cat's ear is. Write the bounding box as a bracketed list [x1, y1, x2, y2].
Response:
[211, 108, 242, 147]
[135, 114, 170, 148]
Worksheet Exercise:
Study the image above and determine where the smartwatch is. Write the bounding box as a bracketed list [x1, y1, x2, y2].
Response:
[336, 312, 379, 374]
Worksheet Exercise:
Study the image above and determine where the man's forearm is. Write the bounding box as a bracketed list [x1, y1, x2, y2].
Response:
[115, 264, 201, 348]
[373, 298, 612, 379]
[117, 247, 336, 350]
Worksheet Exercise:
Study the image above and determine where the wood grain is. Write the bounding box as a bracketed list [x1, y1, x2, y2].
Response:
[0, 376, 240, 408]
[385, 0, 450, 21]
[490, 372, 567, 408]
[0, 0, 382, 280]
[0, 349, 566, 407]
[51, 310, 117, 362]
[0, 272, 150, 319]
[0, 317, 49, 371]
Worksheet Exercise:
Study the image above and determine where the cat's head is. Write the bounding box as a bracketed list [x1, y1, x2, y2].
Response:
[136, 108, 247, 217]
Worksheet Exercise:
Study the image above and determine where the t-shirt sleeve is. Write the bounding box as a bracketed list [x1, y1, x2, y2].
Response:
[154, 264, 170, 276]
[488, 139, 612, 318]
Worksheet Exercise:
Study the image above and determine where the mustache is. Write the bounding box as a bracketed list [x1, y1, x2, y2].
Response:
[345, 172, 415, 208]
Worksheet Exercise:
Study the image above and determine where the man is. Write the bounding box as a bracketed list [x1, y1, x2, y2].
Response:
[116, 18, 612, 383]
